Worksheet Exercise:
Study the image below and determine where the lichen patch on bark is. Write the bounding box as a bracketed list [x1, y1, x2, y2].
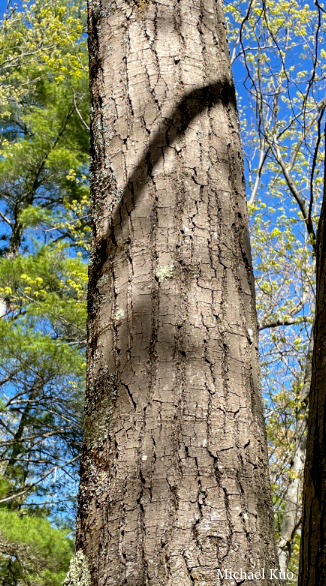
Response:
[155, 265, 174, 283]
[64, 550, 91, 586]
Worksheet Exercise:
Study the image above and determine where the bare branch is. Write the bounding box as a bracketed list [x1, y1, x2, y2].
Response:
[73, 90, 90, 131]
[259, 316, 310, 332]
[0, 455, 80, 504]
[0, 210, 12, 227]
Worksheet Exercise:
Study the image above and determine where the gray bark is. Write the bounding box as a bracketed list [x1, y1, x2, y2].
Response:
[72, 1, 278, 584]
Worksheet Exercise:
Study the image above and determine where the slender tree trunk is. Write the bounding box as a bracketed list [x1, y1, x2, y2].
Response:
[299, 144, 326, 586]
[67, 1, 277, 584]
[278, 336, 313, 573]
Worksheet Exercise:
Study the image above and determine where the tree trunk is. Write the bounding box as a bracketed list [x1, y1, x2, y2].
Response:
[278, 336, 312, 573]
[299, 147, 326, 585]
[69, 1, 277, 584]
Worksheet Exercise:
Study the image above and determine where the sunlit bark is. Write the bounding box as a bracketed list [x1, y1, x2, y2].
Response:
[70, 1, 278, 584]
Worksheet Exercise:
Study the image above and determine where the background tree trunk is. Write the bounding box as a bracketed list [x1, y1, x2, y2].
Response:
[72, 0, 277, 584]
[299, 145, 326, 586]
[278, 336, 312, 573]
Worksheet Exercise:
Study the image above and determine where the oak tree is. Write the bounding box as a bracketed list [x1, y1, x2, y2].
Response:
[67, 0, 278, 584]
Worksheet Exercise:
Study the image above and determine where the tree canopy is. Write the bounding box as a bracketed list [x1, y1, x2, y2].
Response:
[0, 1, 89, 582]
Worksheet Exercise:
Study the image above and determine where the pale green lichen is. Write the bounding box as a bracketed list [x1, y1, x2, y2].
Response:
[64, 550, 91, 586]
[97, 274, 109, 288]
[114, 308, 125, 321]
[156, 265, 174, 283]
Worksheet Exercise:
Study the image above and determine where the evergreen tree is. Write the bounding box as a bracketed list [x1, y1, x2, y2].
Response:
[0, 2, 89, 583]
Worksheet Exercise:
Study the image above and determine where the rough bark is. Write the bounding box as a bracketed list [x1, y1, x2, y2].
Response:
[299, 148, 326, 585]
[277, 336, 312, 573]
[74, 0, 278, 584]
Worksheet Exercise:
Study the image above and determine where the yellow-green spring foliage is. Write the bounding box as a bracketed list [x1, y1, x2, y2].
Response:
[0, 0, 90, 578]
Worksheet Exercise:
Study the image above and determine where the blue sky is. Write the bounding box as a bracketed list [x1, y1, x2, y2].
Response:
[0, 1, 8, 16]
[0, 1, 24, 17]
